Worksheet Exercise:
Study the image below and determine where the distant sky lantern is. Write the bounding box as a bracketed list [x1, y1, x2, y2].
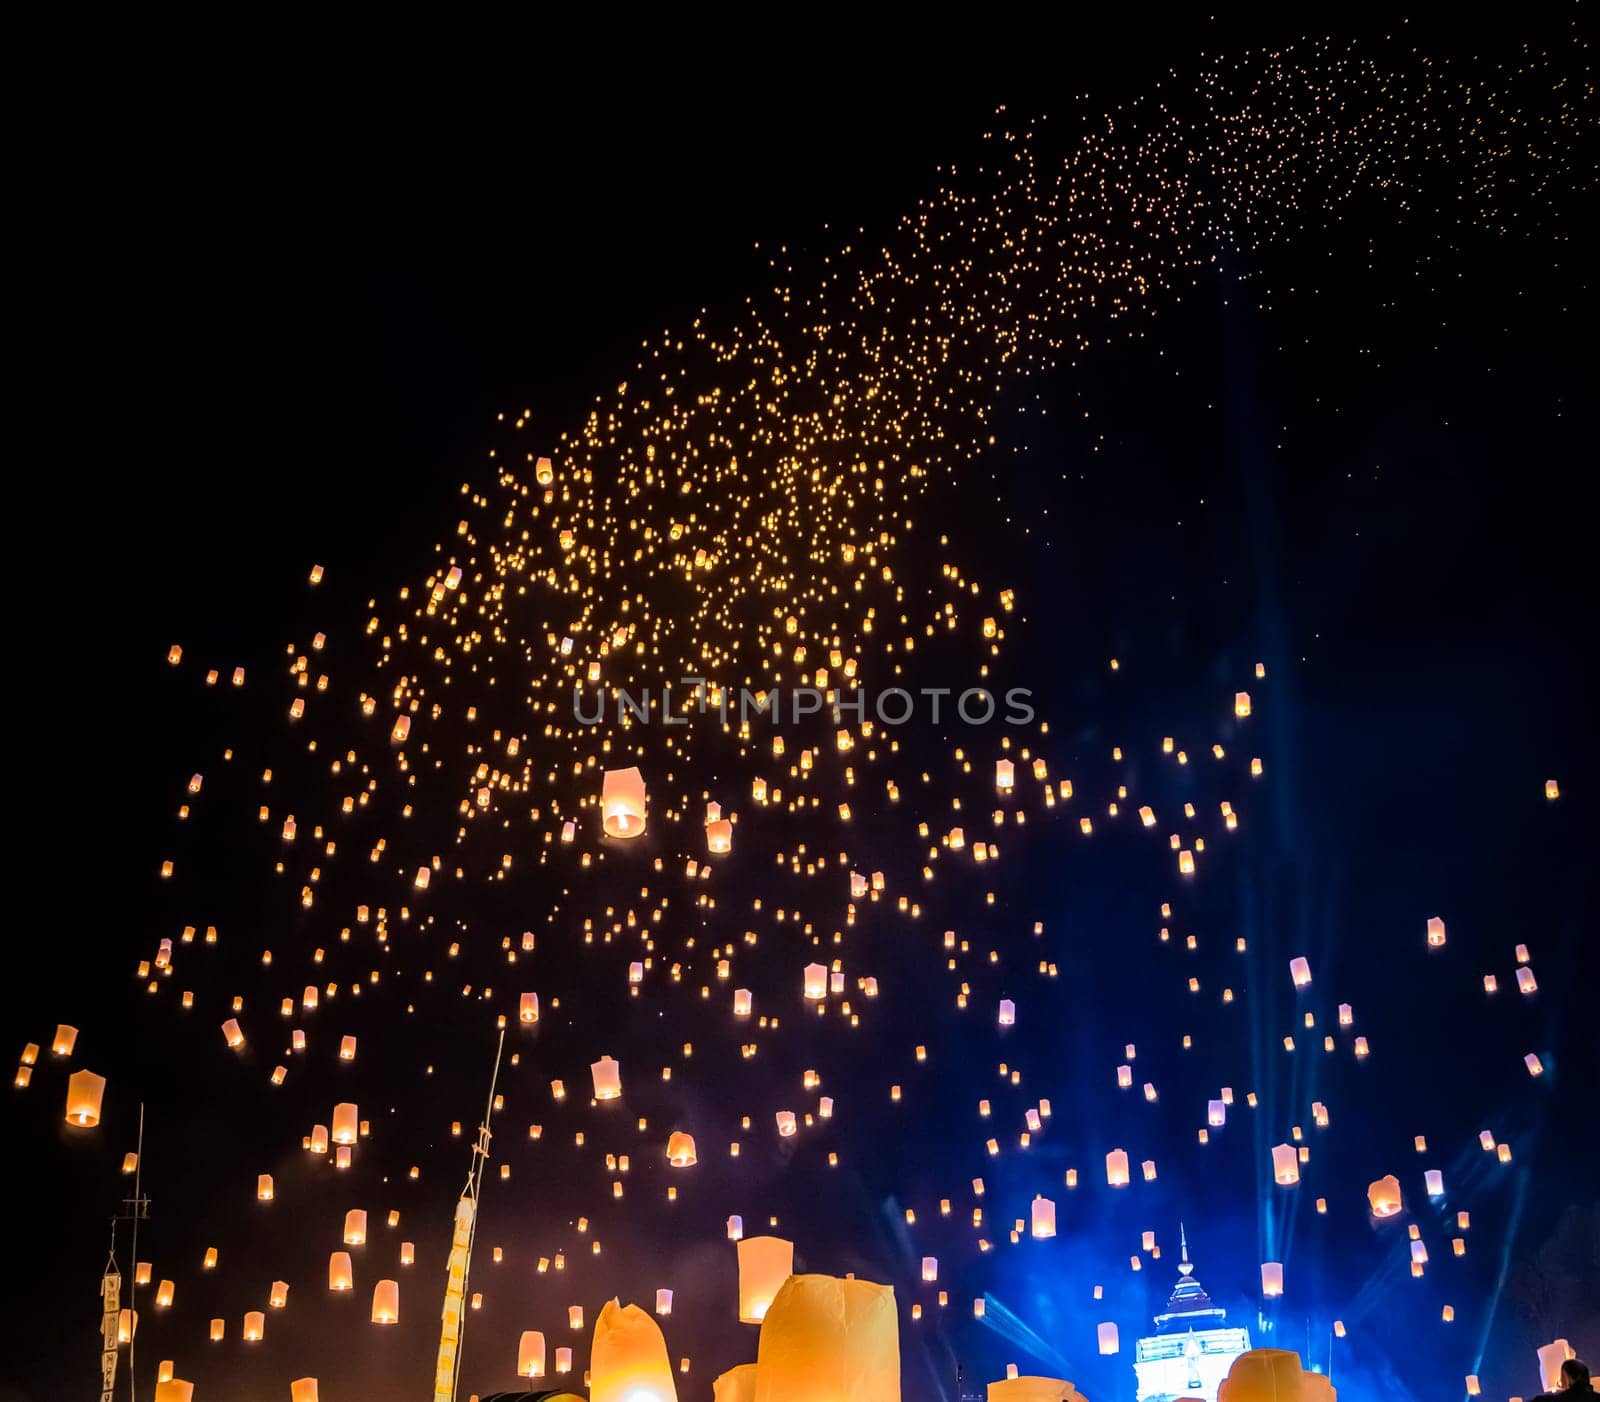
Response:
[1106, 1149, 1130, 1187]
[257, 1174, 274, 1201]
[390, 715, 410, 743]
[591, 1055, 623, 1100]
[996, 759, 1015, 791]
[589, 1299, 679, 1402]
[666, 1131, 697, 1167]
[1209, 1100, 1226, 1127]
[775, 1110, 797, 1137]
[65, 1069, 106, 1127]
[1425, 1169, 1444, 1197]
[519, 1329, 547, 1377]
[998, 999, 1016, 1027]
[520, 992, 540, 1024]
[51, 1024, 78, 1056]
[328, 1252, 354, 1290]
[1098, 1323, 1119, 1355]
[1261, 1262, 1284, 1297]
[734, 988, 753, 1018]
[414, 867, 431, 890]
[243, 1311, 265, 1342]
[706, 819, 733, 853]
[1368, 1175, 1403, 1218]
[601, 767, 649, 839]
[1427, 916, 1447, 948]
[656, 1289, 673, 1315]
[736, 1236, 794, 1323]
[344, 1209, 368, 1245]
[370, 1279, 399, 1324]
[1289, 957, 1311, 988]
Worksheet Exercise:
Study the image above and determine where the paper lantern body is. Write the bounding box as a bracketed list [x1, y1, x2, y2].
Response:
[601, 767, 649, 838]
[667, 1131, 698, 1166]
[589, 1298, 679, 1402]
[1367, 1175, 1403, 1218]
[591, 1055, 623, 1100]
[332, 1102, 359, 1145]
[752, 1273, 899, 1402]
[1097, 1322, 1119, 1354]
[154, 1383, 194, 1402]
[1218, 1348, 1334, 1401]
[371, 1278, 399, 1324]
[290, 1381, 320, 1402]
[737, 1236, 795, 1324]
[987, 1379, 1087, 1402]
[1538, 1339, 1576, 1391]
[518, 1328, 547, 1376]
[714, 1364, 759, 1402]
[65, 1069, 107, 1127]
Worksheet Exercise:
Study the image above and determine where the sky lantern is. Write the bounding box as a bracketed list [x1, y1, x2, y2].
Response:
[1030, 1196, 1056, 1239]
[51, 1024, 78, 1056]
[1097, 1322, 1119, 1354]
[1539, 1340, 1577, 1391]
[153, 1382, 194, 1402]
[1260, 1262, 1284, 1297]
[1235, 691, 1251, 718]
[332, 1102, 359, 1145]
[1271, 1143, 1300, 1185]
[370, 1279, 399, 1324]
[996, 759, 1015, 791]
[591, 1055, 623, 1100]
[657, 1289, 673, 1315]
[752, 1273, 899, 1402]
[706, 818, 733, 853]
[998, 999, 1016, 1027]
[519, 1329, 548, 1377]
[601, 766, 649, 838]
[257, 1174, 274, 1201]
[715, 1365, 759, 1402]
[290, 1381, 320, 1402]
[590, 1298, 679, 1402]
[1106, 1148, 1130, 1187]
[243, 1310, 265, 1342]
[329, 1249, 355, 1292]
[666, 1131, 697, 1166]
[344, 1208, 368, 1245]
[737, 1236, 794, 1323]
[803, 963, 828, 1000]
[1368, 1175, 1403, 1218]
[520, 992, 540, 1024]
[64, 1070, 106, 1127]
[1426, 916, 1447, 948]
[1217, 1348, 1332, 1400]
[1289, 957, 1311, 988]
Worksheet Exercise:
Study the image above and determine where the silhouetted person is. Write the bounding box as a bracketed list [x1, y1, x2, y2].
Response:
[1533, 1357, 1595, 1401]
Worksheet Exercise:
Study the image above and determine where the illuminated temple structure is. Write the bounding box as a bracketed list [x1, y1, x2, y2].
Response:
[1133, 1227, 1252, 1402]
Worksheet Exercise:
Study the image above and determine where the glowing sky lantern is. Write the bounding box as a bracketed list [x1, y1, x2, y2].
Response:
[1368, 1175, 1404, 1218]
[64, 1069, 106, 1127]
[1097, 1322, 1119, 1354]
[331, 1102, 359, 1145]
[290, 1381, 320, 1402]
[51, 1024, 78, 1056]
[601, 766, 649, 839]
[1030, 1195, 1056, 1239]
[344, 1208, 368, 1245]
[1106, 1148, 1130, 1187]
[706, 818, 733, 853]
[591, 1055, 623, 1100]
[666, 1131, 698, 1166]
[998, 998, 1016, 1027]
[221, 1018, 244, 1049]
[1427, 915, 1447, 948]
[589, 1298, 679, 1402]
[1289, 956, 1311, 988]
[518, 1329, 547, 1377]
[996, 759, 1015, 791]
[153, 1381, 194, 1402]
[370, 1278, 399, 1324]
[1539, 1339, 1577, 1392]
[243, 1310, 265, 1342]
[1271, 1143, 1300, 1185]
[803, 963, 828, 1000]
[737, 1235, 794, 1323]
[1260, 1261, 1284, 1297]
[1235, 691, 1252, 718]
[1217, 1348, 1333, 1401]
[752, 1273, 899, 1402]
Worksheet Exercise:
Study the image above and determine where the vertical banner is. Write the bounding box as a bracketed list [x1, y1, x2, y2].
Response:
[99, 1270, 121, 1402]
[432, 1196, 475, 1401]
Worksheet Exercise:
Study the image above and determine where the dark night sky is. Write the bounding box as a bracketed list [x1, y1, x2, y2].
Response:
[5, 11, 1596, 1402]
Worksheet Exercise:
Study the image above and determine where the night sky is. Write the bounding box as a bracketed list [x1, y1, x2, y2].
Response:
[5, 13, 1596, 1402]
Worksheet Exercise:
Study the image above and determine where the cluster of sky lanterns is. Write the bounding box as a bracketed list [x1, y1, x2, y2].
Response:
[8, 34, 1586, 1402]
